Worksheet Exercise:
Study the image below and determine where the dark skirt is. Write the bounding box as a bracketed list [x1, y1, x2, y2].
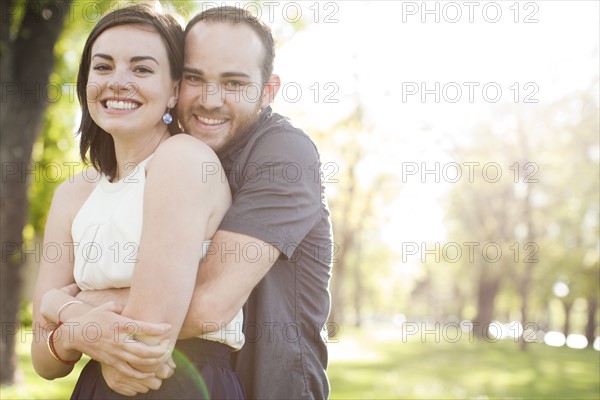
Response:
[71, 338, 244, 399]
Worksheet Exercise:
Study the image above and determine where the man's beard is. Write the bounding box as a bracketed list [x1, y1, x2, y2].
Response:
[185, 105, 261, 158]
[215, 111, 260, 158]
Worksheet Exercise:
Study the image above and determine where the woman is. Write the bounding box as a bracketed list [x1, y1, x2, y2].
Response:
[31, 4, 244, 398]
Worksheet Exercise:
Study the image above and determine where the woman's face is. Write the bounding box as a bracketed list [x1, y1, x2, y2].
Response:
[86, 24, 178, 139]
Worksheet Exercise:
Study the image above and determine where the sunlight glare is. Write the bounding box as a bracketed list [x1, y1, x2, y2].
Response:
[565, 334, 588, 350]
[544, 331, 566, 347]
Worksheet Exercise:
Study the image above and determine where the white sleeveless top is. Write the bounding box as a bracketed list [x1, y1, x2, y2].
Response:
[71, 156, 244, 350]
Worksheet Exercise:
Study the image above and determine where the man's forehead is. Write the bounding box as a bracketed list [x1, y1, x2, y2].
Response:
[185, 21, 261, 46]
[184, 21, 264, 76]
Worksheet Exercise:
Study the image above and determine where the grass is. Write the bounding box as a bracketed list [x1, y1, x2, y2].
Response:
[328, 326, 600, 399]
[1, 325, 599, 399]
[1, 337, 87, 399]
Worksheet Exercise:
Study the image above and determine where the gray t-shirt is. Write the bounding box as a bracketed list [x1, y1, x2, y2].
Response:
[220, 107, 333, 399]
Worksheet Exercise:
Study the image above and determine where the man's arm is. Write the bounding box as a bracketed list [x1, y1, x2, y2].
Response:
[83, 129, 320, 340]
[79, 230, 278, 340]
[179, 230, 280, 338]
[181, 129, 322, 338]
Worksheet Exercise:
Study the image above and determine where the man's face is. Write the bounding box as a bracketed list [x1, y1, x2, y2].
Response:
[178, 22, 270, 155]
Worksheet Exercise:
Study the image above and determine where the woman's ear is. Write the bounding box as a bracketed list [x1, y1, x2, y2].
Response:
[168, 80, 180, 109]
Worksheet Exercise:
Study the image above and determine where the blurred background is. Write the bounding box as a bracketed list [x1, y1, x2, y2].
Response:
[1, 0, 598, 398]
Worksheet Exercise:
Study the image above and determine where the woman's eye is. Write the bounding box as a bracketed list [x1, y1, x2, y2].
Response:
[134, 66, 153, 74]
[92, 64, 110, 71]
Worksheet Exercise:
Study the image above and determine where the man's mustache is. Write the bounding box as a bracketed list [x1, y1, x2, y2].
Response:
[189, 107, 230, 120]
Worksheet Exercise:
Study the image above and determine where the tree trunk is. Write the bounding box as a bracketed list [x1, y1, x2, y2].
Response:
[350, 180, 379, 329]
[517, 126, 536, 351]
[0, 0, 71, 385]
[327, 148, 361, 335]
[562, 299, 573, 339]
[585, 296, 597, 349]
[472, 271, 500, 339]
[353, 241, 363, 328]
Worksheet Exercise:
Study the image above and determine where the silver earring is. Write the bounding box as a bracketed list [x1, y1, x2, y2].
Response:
[162, 109, 173, 125]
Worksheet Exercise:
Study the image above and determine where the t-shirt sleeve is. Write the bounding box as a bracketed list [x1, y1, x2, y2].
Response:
[219, 131, 322, 259]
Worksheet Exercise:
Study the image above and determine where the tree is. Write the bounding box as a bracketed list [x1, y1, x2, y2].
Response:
[443, 128, 526, 339]
[542, 86, 599, 348]
[1, 0, 72, 384]
[440, 83, 599, 346]
[313, 100, 400, 331]
[0, 0, 198, 385]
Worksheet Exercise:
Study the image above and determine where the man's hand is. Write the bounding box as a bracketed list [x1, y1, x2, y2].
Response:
[100, 326, 176, 396]
[101, 363, 162, 396]
[60, 283, 80, 297]
[77, 288, 130, 309]
[100, 355, 176, 396]
[155, 356, 176, 380]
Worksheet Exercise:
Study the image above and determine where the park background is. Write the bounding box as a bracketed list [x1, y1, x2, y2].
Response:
[1, 0, 599, 398]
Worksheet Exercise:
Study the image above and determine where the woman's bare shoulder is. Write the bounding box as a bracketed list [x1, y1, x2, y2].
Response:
[52, 168, 100, 211]
[155, 133, 219, 162]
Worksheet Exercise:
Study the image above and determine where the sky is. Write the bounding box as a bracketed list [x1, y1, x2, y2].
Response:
[269, 1, 599, 245]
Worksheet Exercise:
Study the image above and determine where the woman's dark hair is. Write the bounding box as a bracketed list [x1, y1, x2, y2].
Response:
[186, 6, 276, 84]
[77, 3, 184, 180]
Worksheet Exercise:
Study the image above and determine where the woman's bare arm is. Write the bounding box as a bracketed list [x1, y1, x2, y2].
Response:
[121, 134, 231, 359]
[31, 179, 85, 379]
[32, 173, 173, 383]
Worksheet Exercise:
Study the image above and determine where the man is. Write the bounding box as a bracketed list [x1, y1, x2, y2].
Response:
[74, 5, 333, 398]
[177, 7, 333, 398]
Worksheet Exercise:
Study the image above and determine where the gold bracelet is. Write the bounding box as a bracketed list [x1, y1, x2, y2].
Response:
[57, 300, 84, 323]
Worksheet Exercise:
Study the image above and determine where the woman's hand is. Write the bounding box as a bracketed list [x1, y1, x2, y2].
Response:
[67, 302, 172, 380]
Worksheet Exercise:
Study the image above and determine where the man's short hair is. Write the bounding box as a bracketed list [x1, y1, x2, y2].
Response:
[186, 6, 276, 84]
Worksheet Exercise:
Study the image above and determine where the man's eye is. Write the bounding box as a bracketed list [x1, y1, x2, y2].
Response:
[185, 75, 201, 83]
[224, 81, 243, 90]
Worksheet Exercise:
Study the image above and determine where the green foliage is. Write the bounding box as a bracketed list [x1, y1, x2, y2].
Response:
[19, 300, 33, 327]
[26, 0, 111, 237]
[313, 103, 404, 325]
[433, 84, 600, 334]
[25, 0, 198, 238]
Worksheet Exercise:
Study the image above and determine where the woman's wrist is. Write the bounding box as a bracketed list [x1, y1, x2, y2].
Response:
[40, 286, 86, 324]
[59, 301, 90, 325]
[41, 289, 91, 326]
[59, 303, 94, 355]
[57, 300, 84, 322]
[49, 322, 83, 363]
[40, 288, 70, 323]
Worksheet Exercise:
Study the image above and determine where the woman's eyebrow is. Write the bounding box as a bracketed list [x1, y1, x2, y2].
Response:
[91, 54, 159, 65]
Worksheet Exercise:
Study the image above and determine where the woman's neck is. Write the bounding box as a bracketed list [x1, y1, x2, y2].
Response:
[112, 128, 170, 181]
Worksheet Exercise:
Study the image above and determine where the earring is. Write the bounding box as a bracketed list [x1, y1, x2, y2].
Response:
[162, 109, 173, 125]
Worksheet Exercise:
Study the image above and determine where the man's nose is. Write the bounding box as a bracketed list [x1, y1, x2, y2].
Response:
[201, 82, 224, 110]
